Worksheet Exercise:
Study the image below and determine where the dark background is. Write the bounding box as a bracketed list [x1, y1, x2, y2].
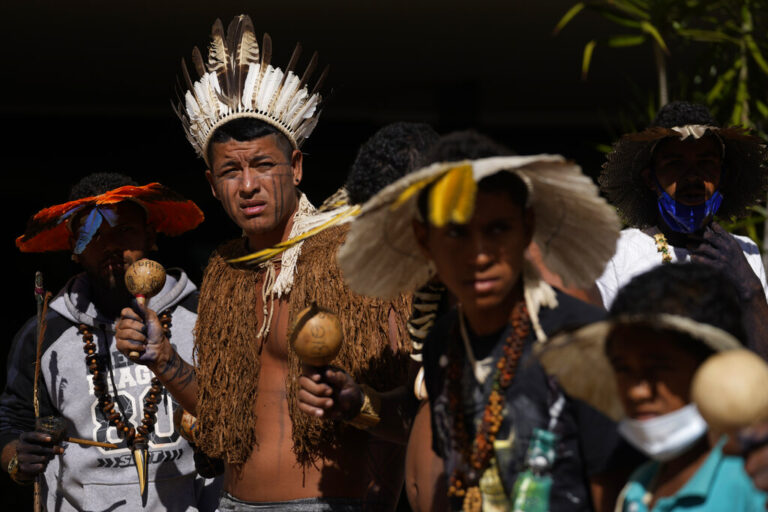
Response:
[0, 1, 656, 507]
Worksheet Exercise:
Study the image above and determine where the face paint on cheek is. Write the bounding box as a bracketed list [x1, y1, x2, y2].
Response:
[271, 175, 283, 225]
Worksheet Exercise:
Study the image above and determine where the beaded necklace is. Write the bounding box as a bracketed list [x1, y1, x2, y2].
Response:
[653, 232, 672, 263]
[446, 302, 530, 512]
[79, 309, 171, 447]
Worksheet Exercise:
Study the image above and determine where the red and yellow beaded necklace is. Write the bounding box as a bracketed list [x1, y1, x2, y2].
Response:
[446, 301, 530, 512]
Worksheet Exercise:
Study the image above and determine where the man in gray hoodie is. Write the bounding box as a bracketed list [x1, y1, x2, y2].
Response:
[0, 173, 218, 510]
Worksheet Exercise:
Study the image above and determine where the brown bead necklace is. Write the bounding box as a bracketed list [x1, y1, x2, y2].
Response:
[446, 301, 530, 511]
[79, 309, 172, 447]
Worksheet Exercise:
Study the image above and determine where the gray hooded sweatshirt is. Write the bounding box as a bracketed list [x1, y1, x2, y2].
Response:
[0, 269, 220, 511]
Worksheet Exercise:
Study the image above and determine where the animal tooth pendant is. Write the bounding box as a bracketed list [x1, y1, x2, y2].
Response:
[132, 442, 149, 506]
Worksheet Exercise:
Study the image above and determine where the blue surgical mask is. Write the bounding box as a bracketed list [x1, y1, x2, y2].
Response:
[654, 175, 723, 233]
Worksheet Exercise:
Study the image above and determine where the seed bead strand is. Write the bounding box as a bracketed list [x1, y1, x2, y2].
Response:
[79, 309, 172, 447]
[446, 301, 530, 512]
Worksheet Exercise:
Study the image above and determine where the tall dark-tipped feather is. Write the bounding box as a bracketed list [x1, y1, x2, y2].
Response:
[191, 47, 207, 79]
[232, 15, 259, 107]
[260, 33, 273, 76]
[297, 51, 318, 92]
[284, 43, 302, 75]
[268, 43, 303, 112]
[181, 58, 196, 93]
[209, 19, 233, 99]
[311, 65, 330, 97]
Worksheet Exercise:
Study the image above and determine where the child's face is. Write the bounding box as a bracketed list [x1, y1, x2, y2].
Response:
[414, 189, 533, 316]
[608, 326, 701, 420]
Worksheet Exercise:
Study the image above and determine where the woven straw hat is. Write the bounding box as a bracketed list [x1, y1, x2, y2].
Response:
[338, 155, 621, 299]
[600, 102, 768, 228]
[536, 314, 743, 421]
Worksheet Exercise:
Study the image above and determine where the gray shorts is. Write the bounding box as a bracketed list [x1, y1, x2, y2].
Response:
[217, 492, 371, 511]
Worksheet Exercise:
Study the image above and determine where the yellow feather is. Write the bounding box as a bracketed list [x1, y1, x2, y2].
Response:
[428, 164, 474, 227]
[390, 173, 444, 211]
[227, 206, 360, 264]
[450, 165, 477, 224]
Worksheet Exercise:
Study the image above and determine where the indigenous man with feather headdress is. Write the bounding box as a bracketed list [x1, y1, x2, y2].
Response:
[116, 15, 416, 511]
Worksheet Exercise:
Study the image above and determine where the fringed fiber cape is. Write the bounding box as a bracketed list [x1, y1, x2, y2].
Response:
[194, 225, 411, 465]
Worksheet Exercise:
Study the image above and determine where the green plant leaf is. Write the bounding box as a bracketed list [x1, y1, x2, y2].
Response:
[731, 73, 750, 126]
[705, 65, 738, 104]
[582, 40, 597, 80]
[756, 100, 768, 119]
[622, 0, 649, 9]
[746, 222, 759, 244]
[675, 28, 737, 43]
[745, 34, 768, 75]
[608, 0, 651, 20]
[607, 34, 647, 47]
[595, 143, 614, 153]
[599, 10, 644, 28]
[640, 21, 670, 54]
[553, 2, 586, 35]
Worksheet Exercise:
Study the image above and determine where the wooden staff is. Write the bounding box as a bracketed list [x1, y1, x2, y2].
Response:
[32, 272, 51, 512]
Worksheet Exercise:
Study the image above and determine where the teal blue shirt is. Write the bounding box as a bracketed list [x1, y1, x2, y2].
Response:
[620, 439, 767, 512]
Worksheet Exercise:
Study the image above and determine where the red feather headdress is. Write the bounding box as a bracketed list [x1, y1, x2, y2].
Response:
[16, 183, 205, 253]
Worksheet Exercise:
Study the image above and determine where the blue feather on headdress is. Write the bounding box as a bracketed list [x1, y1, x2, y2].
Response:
[73, 209, 103, 254]
[72, 207, 120, 254]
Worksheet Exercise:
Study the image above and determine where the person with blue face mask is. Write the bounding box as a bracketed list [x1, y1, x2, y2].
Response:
[595, 101, 768, 357]
[538, 263, 767, 512]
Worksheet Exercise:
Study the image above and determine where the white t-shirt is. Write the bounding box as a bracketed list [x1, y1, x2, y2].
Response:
[596, 226, 768, 309]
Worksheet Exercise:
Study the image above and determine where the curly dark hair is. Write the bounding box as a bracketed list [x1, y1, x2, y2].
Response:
[344, 122, 439, 205]
[423, 130, 515, 164]
[610, 262, 746, 343]
[69, 173, 138, 201]
[651, 101, 718, 128]
[600, 101, 768, 227]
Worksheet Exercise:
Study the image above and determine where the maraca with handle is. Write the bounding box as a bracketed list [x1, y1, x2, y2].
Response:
[124, 259, 166, 359]
[691, 349, 768, 435]
[292, 304, 381, 428]
[290, 303, 343, 367]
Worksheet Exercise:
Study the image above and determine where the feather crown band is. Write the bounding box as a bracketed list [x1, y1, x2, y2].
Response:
[174, 15, 328, 165]
[16, 183, 205, 253]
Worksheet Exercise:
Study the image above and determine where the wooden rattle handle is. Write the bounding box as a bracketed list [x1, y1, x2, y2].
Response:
[125, 259, 166, 359]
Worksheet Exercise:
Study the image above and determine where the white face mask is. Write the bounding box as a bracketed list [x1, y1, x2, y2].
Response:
[618, 404, 708, 462]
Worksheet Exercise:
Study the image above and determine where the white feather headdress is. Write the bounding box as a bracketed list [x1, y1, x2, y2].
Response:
[174, 15, 327, 164]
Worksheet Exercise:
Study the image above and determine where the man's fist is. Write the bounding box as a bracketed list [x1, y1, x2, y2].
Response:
[115, 302, 170, 368]
[298, 367, 364, 421]
[13, 431, 64, 479]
